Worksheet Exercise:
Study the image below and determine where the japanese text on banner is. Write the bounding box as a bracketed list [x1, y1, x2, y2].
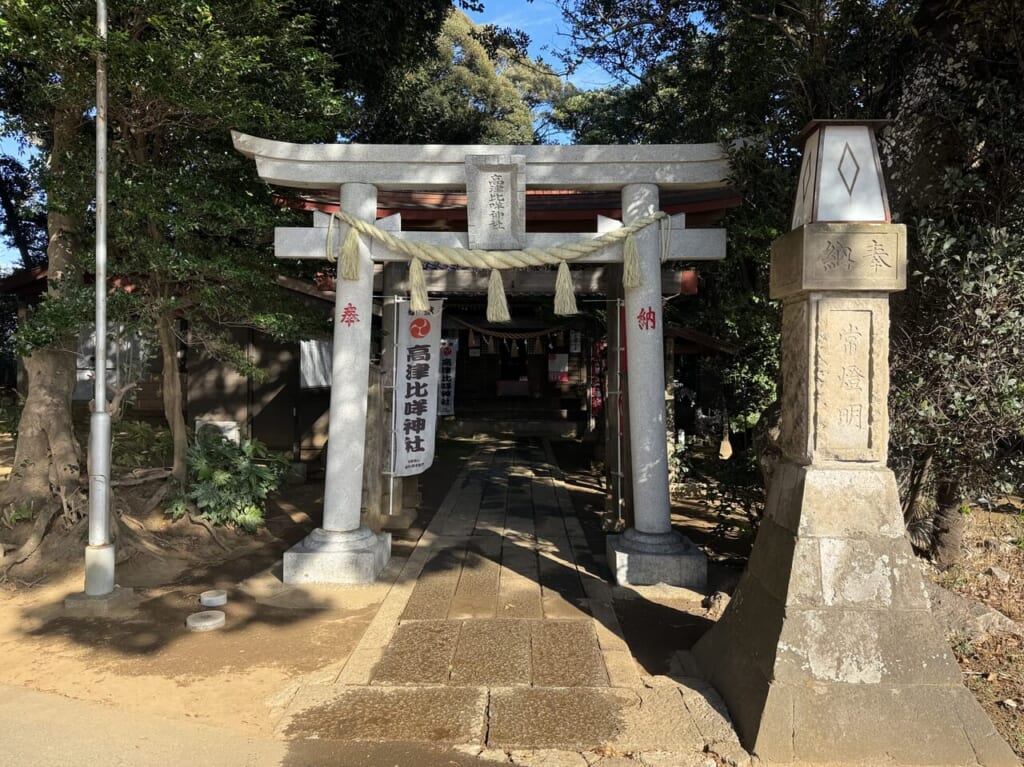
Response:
[438, 337, 458, 416]
[392, 300, 443, 477]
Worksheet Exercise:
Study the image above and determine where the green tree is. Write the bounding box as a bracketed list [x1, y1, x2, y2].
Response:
[93, 0, 341, 483]
[552, 0, 906, 429]
[0, 0, 97, 518]
[554, 0, 1024, 558]
[0, 152, 46, 387]
[0, 153, 47, 270]
[0, 0, 336, 526]
[0, 0, 558, 555]
[357, 10, 570, 144]
[295, 0, 472, 125]
[885, 0, 1024, 565]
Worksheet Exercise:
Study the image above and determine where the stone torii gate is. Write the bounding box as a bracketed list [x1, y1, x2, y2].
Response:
[232, 132, 728, 587]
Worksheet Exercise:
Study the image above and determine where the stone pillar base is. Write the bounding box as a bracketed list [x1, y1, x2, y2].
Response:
[65, 585, 137, 615]
[283, 527, 391, 584]
[692, 462, 1018, 765]
[606, 528, 707, 589]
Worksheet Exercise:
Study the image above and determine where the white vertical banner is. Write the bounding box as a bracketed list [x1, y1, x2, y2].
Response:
[438, 337, 458, 416]
[392, 299, 444, 477]
[299, 338, 332, 388]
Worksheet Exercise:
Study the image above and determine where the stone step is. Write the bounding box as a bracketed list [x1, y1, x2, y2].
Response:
[370, 618, 607, 689]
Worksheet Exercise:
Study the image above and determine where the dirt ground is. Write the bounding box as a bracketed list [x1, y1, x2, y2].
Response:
[0, 436, 483, 763]
[0, 435, 1021, 762]
[0, 481, 387, 739]
[931, 501, 1024, 759]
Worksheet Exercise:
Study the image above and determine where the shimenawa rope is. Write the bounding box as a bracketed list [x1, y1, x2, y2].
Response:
[325, 210, 671, 322]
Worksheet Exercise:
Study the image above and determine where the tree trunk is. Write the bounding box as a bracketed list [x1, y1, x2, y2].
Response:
[1, 347, 81, 512]
[0, 110, 83, 515]
[931, 476, 965, 570]
[157, 313, 188, 485]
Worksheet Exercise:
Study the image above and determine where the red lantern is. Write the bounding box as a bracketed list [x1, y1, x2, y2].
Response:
[680, 269, 699, 295]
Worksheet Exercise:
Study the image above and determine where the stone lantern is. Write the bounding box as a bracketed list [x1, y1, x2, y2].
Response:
[691, 120, 1017, 766]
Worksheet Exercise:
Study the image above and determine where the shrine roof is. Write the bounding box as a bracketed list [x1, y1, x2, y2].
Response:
[666, 326, 739, 355]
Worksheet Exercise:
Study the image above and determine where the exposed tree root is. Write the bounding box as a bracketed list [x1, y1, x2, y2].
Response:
[112, 510, 189, 561]
[187, 513, 231, 552]
[141, 482, 169, 516]
[0, 503, 62, 573]
[112, 468, 172, 487]
[0, 570, 48, 588]
[2, 513, 85, 581]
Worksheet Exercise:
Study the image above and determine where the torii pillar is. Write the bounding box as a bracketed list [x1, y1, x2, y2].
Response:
[605, 183, 706, 588]
[693, 121, 1017, 765]
[283, 182, 391, 584]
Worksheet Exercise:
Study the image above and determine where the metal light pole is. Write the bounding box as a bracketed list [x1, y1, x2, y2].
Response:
[84, 0, 115, 596]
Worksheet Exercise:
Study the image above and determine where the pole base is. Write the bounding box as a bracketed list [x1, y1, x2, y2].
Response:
[65, 585, 137, 615]
[83, 543, 116, 596]
[382, 508, 418, 531]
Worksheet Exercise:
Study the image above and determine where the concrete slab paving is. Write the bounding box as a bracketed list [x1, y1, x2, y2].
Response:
[603, 649, 643, 688]
[508, 749, 591, 766]
[498, 543, 545, 619]
[611, 686, 705, 753]
[451, 618, 532, 686]
[639, 751, 719, 767]
[449, 540, 503, 619]
[531, 620, 609, 687]
[539, 548, 590, 619]
[676, 678, 744, 749]
[371, 619, 461, 685]
[282, 685, 488, 743]
[271, 439, 754, 764]
[488, 688, 629, 749]
[400, 545, 468, 620]
[445, 497, 483, 536]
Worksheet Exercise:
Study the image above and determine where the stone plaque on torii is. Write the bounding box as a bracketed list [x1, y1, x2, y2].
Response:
[233, 132, 728, 587]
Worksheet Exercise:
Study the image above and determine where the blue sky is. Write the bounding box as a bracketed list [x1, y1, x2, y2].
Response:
[0, 135, 35, 272]
[468, 0, 615, 90]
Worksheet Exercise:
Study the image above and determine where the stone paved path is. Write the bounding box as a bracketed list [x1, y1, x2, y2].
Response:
[274, 439, 750, 766]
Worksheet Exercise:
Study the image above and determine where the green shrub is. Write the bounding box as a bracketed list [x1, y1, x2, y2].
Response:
[112, 420, 174, 469]
[678, 441, 765, 544]
[166, 430, 288, 533]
